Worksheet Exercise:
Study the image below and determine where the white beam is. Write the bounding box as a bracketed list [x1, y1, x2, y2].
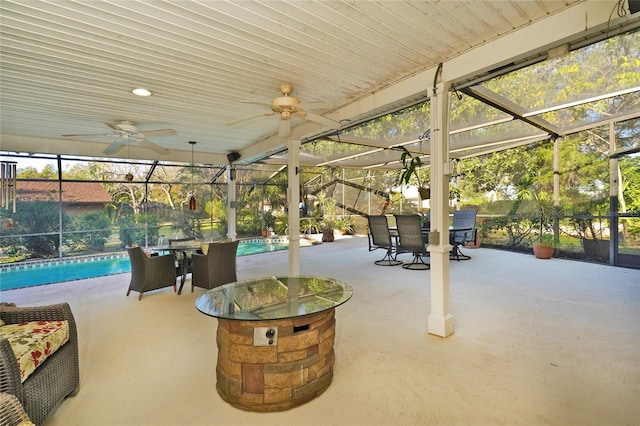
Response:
[0, 134, 229, 164]
[238, 1, 629, 163]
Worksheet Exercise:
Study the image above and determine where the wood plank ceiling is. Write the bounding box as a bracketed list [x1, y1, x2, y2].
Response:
[0, 0, 633, 167]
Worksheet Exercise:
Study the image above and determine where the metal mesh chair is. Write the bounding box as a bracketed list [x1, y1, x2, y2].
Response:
[394, 214, 430, 270]
[191, 240, 239, 291]
[126, 247, 177, 300]
[367, 215, 402, 266]
[450, 209, 477, 261]
[0, 303, 79, 425]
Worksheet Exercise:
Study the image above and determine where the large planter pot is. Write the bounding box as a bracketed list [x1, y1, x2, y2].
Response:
[322, 228, 335, 242]
[418, 187, 430, 199]
[582, 239, 610, 261]
[465, 238, 482, 249]
[533, 242, 554, 259]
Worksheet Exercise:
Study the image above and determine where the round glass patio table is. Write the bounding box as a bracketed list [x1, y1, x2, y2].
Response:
[195, 276, 353, 412]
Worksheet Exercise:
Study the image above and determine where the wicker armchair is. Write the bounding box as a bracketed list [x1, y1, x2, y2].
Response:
[0, 303, 79, 425]
[0, 392, 33, 426]
[126, 247, 177, 300]
[191, 240, 239, 291]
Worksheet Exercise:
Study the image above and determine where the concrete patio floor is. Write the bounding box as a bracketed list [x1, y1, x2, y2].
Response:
[2, 235, 639, 426]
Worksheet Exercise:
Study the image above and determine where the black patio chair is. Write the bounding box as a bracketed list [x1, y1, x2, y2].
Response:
[367, 215, 402, 266]
[450, 209, 477, 261]
[394, 214, 430, 270]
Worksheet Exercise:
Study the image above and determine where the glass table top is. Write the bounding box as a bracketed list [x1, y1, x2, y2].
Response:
[195, 276, 353, 320]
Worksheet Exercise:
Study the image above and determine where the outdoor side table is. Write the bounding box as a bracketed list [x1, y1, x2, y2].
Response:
[195, 275, 353, 412]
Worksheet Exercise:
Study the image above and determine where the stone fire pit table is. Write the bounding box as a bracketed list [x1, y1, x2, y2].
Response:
[195, 275, 353, 412]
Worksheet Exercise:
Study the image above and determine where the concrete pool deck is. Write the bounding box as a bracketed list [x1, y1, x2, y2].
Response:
[2, 234, 639, 425]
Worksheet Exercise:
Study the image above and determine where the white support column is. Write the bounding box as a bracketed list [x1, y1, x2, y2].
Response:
[427, 80, 454, 338]
[227, 165, 237, 241]
[287, 138, 301, 276]
[609, 123, 618, 265]
[553, 137, 561, 246]
[553, 138, 560, 208]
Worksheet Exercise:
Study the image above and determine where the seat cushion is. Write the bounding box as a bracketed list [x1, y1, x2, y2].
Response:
[0, 320, 69, 382]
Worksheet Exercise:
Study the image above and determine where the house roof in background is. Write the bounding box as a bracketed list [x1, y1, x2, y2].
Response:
[17, 181, 112, 204]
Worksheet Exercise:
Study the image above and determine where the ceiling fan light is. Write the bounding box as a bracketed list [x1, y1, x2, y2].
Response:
[131, 88, 152, 97]
[281, 110, 292, 120]
[272, 96, 299, 107]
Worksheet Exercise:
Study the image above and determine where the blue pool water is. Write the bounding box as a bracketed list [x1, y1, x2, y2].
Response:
[0, 239, 289, 291]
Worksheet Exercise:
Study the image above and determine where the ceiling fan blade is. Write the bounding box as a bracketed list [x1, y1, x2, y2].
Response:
[226, 112, 276, 126]
[139, 139, 170, 155]
[102, 122, 121, 132]
[304, 112, 341, 129]
[279, 119, 291, 138]
[141, 129, 176, 138]
[103, 140, 126, 155]
[62, 133, 112, 138]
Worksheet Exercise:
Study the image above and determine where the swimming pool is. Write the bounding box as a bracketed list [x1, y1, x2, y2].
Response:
[0, 238, 290, 291]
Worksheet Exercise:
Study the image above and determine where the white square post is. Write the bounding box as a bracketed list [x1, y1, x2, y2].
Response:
[427, 80, 454, 338]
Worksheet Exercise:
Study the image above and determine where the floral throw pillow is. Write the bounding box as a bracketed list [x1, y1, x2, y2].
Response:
[0, 320, 69, 382]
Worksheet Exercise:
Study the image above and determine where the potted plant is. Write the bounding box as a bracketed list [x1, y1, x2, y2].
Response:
[526, 190, 556, 259]
[333, 216, 354, 235]
[315, 193, 337, 242]
[567, 201, 610, 261]
[320, 218, 335, 242]
[533, 233, 556, 259]
[260, 211, 276, 237]
[397, 146, 430, 200]
[466, 218, 489, 249]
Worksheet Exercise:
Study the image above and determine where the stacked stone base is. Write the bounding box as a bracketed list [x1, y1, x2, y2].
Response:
[216, 309, 336, 412]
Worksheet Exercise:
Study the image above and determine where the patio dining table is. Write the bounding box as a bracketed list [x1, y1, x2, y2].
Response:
[150, 244, 202, 294]
[388, 226, 474, 260]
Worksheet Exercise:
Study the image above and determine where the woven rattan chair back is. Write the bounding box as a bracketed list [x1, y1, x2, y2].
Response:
[191, 240, 240, 291]
[126, 247, 177, 300]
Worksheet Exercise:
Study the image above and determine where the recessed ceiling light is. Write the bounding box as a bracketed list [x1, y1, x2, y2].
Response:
[131, 88, 152, 97]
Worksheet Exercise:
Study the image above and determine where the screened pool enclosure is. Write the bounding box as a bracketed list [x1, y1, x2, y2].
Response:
[1, 29, 639, 269]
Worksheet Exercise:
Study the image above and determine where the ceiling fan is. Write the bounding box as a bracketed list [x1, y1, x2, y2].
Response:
[226, 84, 341, 136]
[62, 121, 175, 155]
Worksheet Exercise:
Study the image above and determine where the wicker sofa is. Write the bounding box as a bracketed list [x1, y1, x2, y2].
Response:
[0, 303, 80, 425]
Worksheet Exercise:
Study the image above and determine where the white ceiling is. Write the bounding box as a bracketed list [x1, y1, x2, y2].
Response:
[1, 0, 637, 166]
